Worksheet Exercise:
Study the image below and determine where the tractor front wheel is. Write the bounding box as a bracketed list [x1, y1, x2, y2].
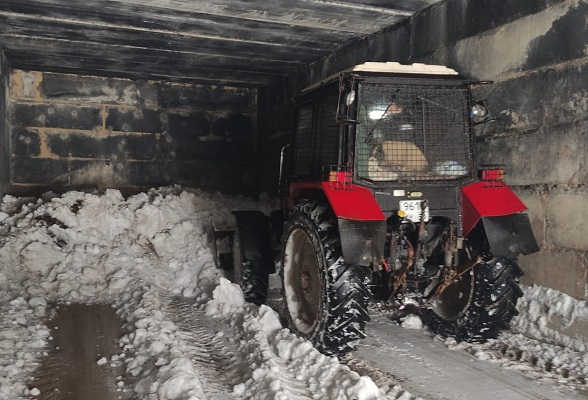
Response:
[281, 200, 371, 355]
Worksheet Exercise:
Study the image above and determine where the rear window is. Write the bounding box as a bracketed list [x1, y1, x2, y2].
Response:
[356, 83, 474, 182]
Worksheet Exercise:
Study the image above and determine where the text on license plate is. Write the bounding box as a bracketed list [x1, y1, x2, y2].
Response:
[399, 200, 430, 223]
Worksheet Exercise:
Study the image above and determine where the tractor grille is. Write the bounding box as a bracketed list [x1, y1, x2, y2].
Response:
[356, 83, 474, 182]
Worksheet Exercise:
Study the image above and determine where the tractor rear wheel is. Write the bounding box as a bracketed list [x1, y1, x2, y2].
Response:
[424, 257, 523, 342]
[281, 200, 371, 355]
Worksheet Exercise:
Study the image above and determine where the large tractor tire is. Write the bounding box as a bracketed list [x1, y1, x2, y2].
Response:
[281, 200, 371, 355]
[423, 257, 523, 342]
[233, 225, 269, 306]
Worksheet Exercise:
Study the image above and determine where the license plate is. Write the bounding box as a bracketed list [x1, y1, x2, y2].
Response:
[399, 200, 430, 223]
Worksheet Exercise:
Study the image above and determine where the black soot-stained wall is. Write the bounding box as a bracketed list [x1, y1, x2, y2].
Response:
[9, 70, 258, 195]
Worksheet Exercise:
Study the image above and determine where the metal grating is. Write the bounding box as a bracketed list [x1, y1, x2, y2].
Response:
[356, 84, 473, 182]
[293, 93, 341, 181]
[294, 105, 313, 177]
[315, 94, 340, 178]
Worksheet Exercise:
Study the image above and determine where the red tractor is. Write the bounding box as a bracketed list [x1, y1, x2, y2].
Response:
[228, 62, 539, 355]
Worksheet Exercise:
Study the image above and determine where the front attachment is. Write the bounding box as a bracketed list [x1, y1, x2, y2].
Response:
[232, 211, 275, 275]
[231, 211, 276, 305]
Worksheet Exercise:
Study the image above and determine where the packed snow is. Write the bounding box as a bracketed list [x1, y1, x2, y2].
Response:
[0, 187, 383, 399]
[442, 285, 588, 394]
[0, 186, 585, 399]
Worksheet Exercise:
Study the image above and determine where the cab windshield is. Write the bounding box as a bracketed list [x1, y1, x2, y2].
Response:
[356, 83, 474, 182]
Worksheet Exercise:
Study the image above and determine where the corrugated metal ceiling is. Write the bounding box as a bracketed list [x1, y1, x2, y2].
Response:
[0, 0, 444, 86]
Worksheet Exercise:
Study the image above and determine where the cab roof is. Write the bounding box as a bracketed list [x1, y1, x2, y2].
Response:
[348, 62, 458, 75]
[302, 62, 460, 93]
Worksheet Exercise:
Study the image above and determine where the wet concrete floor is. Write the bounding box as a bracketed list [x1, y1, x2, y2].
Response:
[29, 303, 130, 400]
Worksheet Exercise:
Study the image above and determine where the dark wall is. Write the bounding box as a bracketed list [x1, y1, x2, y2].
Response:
[9, 70, 258, 195]
[412, 0, 588, 301]
[0, 52, 8, 197]
[258, 0, 588, 300]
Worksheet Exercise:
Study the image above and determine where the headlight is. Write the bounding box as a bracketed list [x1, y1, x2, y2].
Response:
[471, 99, 493, 124]
[471, 103, 488, 117]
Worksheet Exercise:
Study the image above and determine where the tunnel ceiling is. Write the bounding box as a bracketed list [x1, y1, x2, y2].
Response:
[0, 0, 443, 87]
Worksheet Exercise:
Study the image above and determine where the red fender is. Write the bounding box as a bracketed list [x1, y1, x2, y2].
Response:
[461, 181, 527, 236]
[320, 182, 386, 221]
[287, 182, 385, 221]
[287, 181, 386, 265]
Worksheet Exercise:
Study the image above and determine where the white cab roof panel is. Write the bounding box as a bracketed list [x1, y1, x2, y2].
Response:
[302, 62, 459, 92]
[350, 62, 458, 75]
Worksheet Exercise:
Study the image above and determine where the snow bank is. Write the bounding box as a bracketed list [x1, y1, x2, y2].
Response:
[441, 284, 588, 392]
[3, 184, 584, 399]
[0, 186, 384, 400]
[513, 285, 588, 352]
[210, 279, 381, 400]
[0, 297, 50, 398]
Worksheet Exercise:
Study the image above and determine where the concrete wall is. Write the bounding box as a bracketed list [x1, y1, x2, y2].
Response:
[0, 52, 9, 197]
[412, 0, 588, 301]
[259, 0, 588, 300]
[9, 70, 258, 195]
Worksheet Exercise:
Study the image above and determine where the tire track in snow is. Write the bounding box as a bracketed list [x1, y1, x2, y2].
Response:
[166, 290, 380, 400]
[162, 295, 320, 400]
[163, 296, 239, 400]
[164, 296, 318, 399]
[342, 355, 422, 400]
[450, 338, 588, 395]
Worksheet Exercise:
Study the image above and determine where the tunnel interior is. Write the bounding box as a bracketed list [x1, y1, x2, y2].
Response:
[0, 0, 587, 304]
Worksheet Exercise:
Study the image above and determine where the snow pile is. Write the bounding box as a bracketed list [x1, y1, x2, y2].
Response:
[0, 186, 385, 400]
[511, 285, 588, 352]
[209, 279, 381, 400]
[0, 187, 266, 303]
[400, 315, 423, 330]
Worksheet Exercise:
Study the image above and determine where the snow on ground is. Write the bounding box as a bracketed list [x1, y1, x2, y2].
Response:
[0, 186, 586, 399]
[440, 285, 588, 394]
[0, 187, 386, 399]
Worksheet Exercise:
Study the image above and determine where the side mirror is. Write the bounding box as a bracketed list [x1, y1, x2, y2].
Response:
[336, 73, 360, 124]
[345, 90, 356, 106]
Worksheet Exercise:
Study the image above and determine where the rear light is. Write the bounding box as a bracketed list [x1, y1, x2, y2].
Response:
[325, 166, 353, 190]
[328, 171, 352, 185]
[479, 165, 505, 181]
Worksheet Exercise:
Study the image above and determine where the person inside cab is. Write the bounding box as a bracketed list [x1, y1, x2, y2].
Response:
[364, 101, 428, 181]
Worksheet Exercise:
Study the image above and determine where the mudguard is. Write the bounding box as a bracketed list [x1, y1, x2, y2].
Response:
[320, 182, 386, 221]
[480, 214, 540, 258]
[338, 218, 387, 266]
[462, 181, 539, 258]
[232, 211, 275, 274]
[321, 182, 387, 266]
[461, 181, 527, 236]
